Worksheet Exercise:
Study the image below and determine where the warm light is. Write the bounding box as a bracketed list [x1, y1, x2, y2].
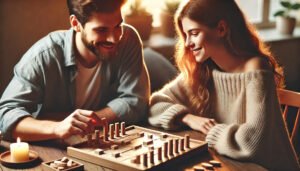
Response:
[10, 137, 29, 162]
[17, 137, 21, 143]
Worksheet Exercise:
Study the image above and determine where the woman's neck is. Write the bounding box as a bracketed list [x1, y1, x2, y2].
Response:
[211, 48, 247, 73]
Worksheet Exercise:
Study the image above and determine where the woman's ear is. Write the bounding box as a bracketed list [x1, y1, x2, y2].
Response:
[70, 15, 81, 32]
[217, 20, 228, 37]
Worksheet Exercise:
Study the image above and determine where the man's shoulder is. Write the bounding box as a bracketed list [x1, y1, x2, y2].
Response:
[18, 30, 72, 68]
[122, 24, 141, 43]
[35, 29, 70, 51]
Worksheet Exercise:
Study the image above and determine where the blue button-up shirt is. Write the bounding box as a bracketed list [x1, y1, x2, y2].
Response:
[0, 26, 150, 140]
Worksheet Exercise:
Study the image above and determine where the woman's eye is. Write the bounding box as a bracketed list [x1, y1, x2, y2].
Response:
[190, 32, 199, 36]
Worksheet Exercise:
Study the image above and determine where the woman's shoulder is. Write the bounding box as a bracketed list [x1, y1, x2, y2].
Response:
[243, 56, 272, 72]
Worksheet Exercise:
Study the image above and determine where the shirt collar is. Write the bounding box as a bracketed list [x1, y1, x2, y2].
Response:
[63, 28, 77, 67]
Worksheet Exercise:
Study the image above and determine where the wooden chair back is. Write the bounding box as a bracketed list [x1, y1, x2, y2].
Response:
[277, 88, 300, 146]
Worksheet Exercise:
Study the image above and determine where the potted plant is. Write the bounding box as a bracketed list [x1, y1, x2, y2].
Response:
[274, 1, 300, 35]
[124, 0, 153, 41]
[160, 0, 180, 37]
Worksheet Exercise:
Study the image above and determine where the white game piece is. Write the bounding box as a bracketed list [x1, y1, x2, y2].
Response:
[57, 166, 65, 170]
[147, 134, 153, 139]
[50, 163, 57, 168]
[209, 160, 221, 167]
[54, 160, 67, 167]
[71, 162, 78, 167]
[201, 162, 214, 170]
[193, 165, 205, 171]
[67, 159, 73, 167]
[61, 157, 68, 162]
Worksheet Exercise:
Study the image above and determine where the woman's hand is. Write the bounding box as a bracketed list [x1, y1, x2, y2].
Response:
[182, 114, 217, 134]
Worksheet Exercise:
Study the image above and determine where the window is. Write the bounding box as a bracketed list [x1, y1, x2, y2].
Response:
[233, 0, 300, 28]
[123, 0, 300, 29]
[236, 0, 264, 23]
[269, 0, 300, 21]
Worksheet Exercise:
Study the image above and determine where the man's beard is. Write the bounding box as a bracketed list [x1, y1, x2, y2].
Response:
[81, 31, 116, 62]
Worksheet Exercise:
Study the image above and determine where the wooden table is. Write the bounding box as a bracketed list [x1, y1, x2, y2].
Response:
[0, 127, 267, 171]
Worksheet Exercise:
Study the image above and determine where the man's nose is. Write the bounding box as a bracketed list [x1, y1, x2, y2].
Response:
[106, 31, 122, 43]
[106, 33, 117, 43]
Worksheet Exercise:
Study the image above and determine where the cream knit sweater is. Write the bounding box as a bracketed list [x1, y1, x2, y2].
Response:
[149, 69, 300, 171]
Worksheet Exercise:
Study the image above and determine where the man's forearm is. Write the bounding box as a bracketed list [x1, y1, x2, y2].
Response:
[11, 108, 118, 142]
[95, 107, 118, 123]
[12, 116, 59, 141]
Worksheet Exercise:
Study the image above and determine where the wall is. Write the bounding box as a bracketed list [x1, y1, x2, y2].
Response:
[1, 1, 300, 94]
[0, 0, 69, 95]
[268, 39, 300, 92]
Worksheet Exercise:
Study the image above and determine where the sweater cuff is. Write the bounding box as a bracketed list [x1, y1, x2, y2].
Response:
[205, 124, 227, 148]
[148, 104, 188, 130]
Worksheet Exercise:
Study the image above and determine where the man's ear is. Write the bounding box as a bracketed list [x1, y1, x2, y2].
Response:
[217, 20, 228, 37]
[70, 15, 81, 32]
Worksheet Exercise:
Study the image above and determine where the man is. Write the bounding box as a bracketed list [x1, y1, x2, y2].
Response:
[0, 0, 150, 141]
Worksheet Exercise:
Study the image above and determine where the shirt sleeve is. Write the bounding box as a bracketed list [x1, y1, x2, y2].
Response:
[107, 26, 150, 124]
[0, 57, 43, 140]
[148, 75, 190, 130]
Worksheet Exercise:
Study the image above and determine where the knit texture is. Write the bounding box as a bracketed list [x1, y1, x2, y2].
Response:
[149, 69, 300, 171]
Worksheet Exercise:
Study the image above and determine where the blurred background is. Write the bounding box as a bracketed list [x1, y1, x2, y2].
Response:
[1, 0, 300, 94]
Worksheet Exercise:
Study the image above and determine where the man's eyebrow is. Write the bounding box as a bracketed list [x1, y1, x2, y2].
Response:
[115, 19, 124, 27]
[93, 26, 108, 31]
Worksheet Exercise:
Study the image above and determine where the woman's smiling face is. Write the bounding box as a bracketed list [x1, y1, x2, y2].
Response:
[181, 17, 220, 63]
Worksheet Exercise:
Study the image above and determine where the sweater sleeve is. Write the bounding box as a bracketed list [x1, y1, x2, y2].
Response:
[206, 71, 300, 170]
[148, 75, 190, 130]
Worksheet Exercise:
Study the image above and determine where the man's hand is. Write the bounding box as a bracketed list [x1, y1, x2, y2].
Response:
[182, 114, 217, 135]
[53, 109, 101, 139]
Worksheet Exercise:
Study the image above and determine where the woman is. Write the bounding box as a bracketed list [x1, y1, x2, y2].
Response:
[148, 0, 300, 170]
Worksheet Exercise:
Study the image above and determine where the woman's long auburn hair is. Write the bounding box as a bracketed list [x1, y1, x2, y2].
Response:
[174, 0, 284, 114]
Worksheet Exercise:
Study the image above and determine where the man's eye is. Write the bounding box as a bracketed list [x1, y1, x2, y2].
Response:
[95, 29, 107, 33]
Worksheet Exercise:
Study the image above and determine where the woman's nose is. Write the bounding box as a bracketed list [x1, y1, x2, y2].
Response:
[185, 37, 194, 48]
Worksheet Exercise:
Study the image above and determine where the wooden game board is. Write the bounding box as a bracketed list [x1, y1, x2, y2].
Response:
[67, 125, 207, 171]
